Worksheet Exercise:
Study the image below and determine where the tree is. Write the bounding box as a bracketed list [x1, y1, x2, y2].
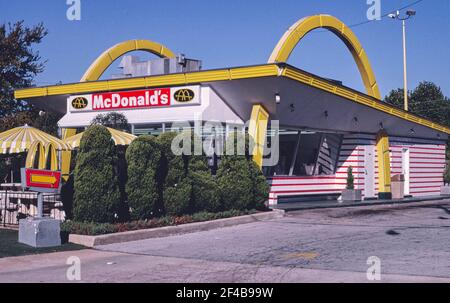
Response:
[126, 135, 161, 220]
[91, 112, 131, 132]
[73, 125, 121, 223]
[384, 81, 450, 160]
[384, 82, 450, 126]
[0, 21, 47, 117]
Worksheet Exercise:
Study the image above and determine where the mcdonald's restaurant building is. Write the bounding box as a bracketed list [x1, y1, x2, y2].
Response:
[14, 15, 450, 205]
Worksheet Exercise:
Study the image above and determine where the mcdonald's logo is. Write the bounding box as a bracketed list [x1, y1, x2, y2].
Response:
[72, 97, 88, 109]
[174, 89, 195, 103]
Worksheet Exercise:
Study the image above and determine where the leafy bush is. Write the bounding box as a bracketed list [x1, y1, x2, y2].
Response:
[217, 132, 269, 211]
[189, 157, 221, 213]
[126, 135, 161, 220]
[346, 166, 355, 190]
[73, 125, 121, 223]
[157, 131, 224, 215]
[157, 132, 190, 215]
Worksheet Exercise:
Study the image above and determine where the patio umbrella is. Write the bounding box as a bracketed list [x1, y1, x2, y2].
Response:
[0, 125, 70, 154]
[64, 127, 137, 149]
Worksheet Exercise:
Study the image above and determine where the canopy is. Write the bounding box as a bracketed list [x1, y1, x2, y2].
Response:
[0, 125, 70, 154]
[64, 127, 137, 149]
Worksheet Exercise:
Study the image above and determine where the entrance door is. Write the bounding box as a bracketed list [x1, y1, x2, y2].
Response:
[364, 146, 376, 199]
[402, 148, 410, 195]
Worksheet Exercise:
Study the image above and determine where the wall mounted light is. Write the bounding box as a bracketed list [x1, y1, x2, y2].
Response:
[290, 104, 295, 112]
[275, 93, 281, 104]
[379, 122, 384, 129]
[410, 128, 415, 134]
[324, 111, 329, 118]
[353, 117, 358, 123]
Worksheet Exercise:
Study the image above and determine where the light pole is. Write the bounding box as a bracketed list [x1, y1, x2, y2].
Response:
[388, 10, 416, 112]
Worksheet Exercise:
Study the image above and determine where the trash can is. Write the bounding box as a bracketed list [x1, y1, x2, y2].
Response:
[391, 174, 405, 199]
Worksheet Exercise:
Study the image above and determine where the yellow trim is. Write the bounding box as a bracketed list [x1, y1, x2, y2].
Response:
[14, 64, 450, 135]
[61, 128, 77, 181]
[376, 130, 391, 194]
[281, 67, 450, 135]
[269, 15, 380, 99]
[26, 141, 46, 169]
[44, 142, 59, 171]
[248, 105, 270, 169]
[80, 40, 176, 82]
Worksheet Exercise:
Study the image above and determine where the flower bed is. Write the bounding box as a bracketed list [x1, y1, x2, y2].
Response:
[61, 209, 262, 236]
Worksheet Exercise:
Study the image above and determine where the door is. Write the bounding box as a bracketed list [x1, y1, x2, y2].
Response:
[402, 148, 410, 195]
[364, 146, 376, 199]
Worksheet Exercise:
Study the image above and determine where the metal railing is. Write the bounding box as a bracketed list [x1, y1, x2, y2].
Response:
[0, 189, 65, 226]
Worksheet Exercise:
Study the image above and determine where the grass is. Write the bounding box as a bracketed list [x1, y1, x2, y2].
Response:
[0, 229, 85, 259]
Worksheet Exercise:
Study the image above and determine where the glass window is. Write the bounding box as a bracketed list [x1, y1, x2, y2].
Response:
[263, 129, 342, 177]
[292, 132, 322, 176]
[133, 123, 164, 136]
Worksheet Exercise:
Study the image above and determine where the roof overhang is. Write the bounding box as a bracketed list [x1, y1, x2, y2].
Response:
[14, 63, 450, 139]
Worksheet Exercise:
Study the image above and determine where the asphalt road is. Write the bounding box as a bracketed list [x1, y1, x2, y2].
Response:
[1, 200, 450, 282]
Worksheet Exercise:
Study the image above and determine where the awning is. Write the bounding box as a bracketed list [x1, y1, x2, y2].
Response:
[0, 125, 70, 154]
[64, 127, 136, 149]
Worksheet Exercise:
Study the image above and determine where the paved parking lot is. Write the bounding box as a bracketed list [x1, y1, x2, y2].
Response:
[1, 200, 450, 282]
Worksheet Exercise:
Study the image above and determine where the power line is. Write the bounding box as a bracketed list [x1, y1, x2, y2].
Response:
[347, 0, 425, 29]
[311, 0, 425, 33]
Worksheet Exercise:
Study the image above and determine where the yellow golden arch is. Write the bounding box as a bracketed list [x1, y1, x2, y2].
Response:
[80, 39, 176, 82]
[60, 39, 176, 180]
[268, 14, 381, 99]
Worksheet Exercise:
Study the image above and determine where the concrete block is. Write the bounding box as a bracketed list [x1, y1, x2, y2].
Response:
[441, 185, 450, 196]
[19, 217, 61, 248]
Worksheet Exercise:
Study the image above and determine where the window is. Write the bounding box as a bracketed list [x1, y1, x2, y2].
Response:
[263, 129, 342, 177]
[133, 124, 164, 136]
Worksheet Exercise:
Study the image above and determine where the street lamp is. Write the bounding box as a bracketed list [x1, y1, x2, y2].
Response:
[388, 9, 416, 111]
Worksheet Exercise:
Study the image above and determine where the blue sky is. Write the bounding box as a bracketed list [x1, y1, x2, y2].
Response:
[1, 0, 449, 98]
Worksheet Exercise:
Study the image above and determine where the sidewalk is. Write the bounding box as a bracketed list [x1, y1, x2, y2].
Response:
[271, 195, 449, 212]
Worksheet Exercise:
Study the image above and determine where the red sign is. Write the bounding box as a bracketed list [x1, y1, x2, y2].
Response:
[92, 88, 171, 110]
[25, 169, 61, 190]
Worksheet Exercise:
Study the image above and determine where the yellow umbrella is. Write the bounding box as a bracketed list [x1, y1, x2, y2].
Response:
[64, 127, 137, 149]
[0, 125, 70, 154]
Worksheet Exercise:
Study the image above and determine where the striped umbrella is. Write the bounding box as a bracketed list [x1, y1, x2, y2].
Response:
[64, 127, 137, 149]
[0, 125, 70, 154]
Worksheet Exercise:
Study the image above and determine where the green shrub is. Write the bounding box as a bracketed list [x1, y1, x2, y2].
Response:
[189, 159, 221, 212]
[126, 135, 161, 220]
[444, 161, 450, 185]
[346, 166, 355, 190]
[217, 132, 269, 211]
[217, 156, 253, 210]
[73, 125, 121, 223]
[157, 131, 223, 215]
[248, 160, 270, 210]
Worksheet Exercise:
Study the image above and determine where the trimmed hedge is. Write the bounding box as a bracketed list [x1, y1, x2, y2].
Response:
[158, 131, 221, 215]
[73, 125, 121, 223]
[126, 135, 161, 220]
[217, 132, 269, 211]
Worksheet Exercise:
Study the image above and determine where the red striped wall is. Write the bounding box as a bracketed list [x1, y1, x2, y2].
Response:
[268, 134, 447, 205]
